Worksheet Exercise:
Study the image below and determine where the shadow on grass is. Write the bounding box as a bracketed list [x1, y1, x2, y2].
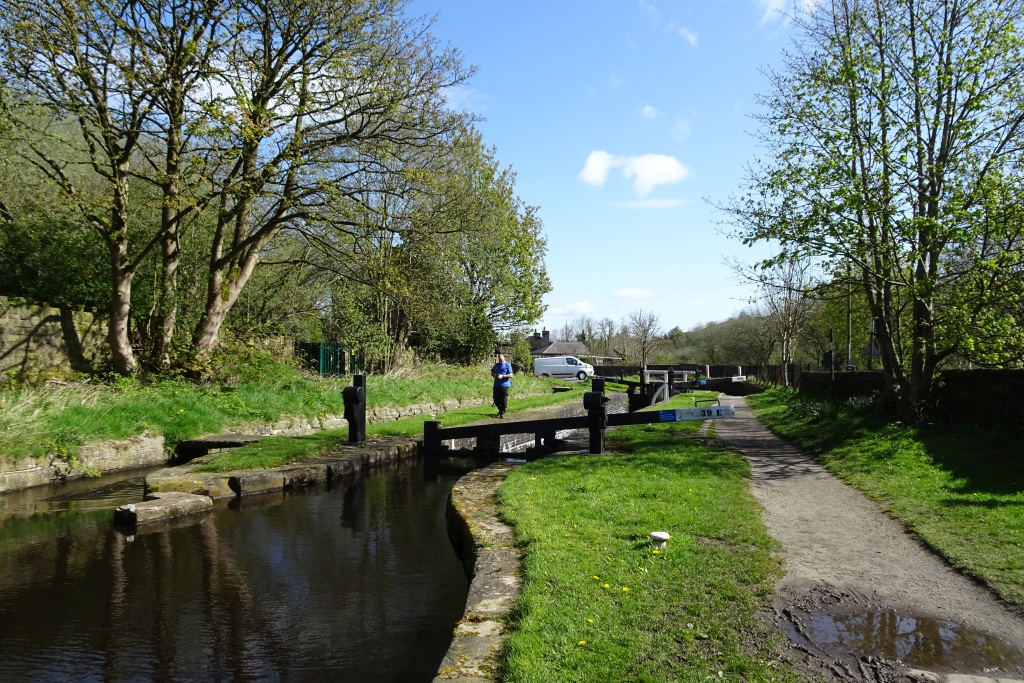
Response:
[920, 429, 1024, 497]
[941, 497, 1024, 509]
[753, 390, 1024, 498]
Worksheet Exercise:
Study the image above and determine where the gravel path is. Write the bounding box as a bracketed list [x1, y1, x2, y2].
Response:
[714, 395, 1024, 682]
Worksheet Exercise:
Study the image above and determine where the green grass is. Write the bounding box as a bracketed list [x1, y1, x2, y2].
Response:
[0, 359, 571, 465]
[192, 379, 593, 472]
[748, 388, 1024, 608]
[497, 393, 799, 683]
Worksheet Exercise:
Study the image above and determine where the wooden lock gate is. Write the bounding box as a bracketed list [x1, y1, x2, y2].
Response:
[421, 378, 734, 458]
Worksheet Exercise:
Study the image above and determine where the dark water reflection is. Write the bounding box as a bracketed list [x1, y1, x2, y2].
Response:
[783, 607, 1023, 672]
[0, 460, 468, 682]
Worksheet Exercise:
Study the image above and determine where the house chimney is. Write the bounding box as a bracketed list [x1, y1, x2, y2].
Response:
[542, 328, 550, 341]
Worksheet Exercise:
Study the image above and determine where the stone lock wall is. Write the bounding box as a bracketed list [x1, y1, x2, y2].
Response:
[0, 296, 109, 383]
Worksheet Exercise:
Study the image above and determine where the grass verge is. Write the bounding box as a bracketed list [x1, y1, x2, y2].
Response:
[496, 393, 800, 683]
[748, 388, 1024, 609]
[0, 360, 566, 465]
[192, 379, 591, 472]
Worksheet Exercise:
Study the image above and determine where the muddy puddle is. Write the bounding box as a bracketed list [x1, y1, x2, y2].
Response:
[782, 605, 1023, 673]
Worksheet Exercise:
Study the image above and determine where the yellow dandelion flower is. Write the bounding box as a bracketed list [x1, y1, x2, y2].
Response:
[652, 549, 660, 555]
[587, 618, 594, 623]
[602, 583, 610, 589]
[593, 576, 600, 580]
[622, 586, 629, 592]
[578, 640, 586, 646]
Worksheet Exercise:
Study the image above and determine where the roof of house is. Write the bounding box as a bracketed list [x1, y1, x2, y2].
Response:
[532, 340, 590, 357]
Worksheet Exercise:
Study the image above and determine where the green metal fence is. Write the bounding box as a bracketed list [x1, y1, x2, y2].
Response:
[294, 342, 364, 377]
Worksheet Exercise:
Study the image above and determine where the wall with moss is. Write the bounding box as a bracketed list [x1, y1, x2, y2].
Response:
[0, 296, 109, 383]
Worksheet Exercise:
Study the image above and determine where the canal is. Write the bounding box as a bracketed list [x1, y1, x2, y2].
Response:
[0, 459, 469, 682]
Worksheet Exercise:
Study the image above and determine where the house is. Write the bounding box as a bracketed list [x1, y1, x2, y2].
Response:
[527, 329, 590, 358]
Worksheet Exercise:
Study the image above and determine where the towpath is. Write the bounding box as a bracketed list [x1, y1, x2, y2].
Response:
[715, 395, 1024, 683]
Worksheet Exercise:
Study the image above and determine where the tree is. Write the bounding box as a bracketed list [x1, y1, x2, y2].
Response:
[189, 0, 470, 358]
[2, 0, 475, 372]
[758, 258, 816, 385]
[724, 0, 1024, 412]
[721, 310, 777, 366]
[686, 321, 725, 364]
[294, 125, 548, 369]
[2, 0, 170, 372]
[623, 309, 664, 366]
[407, 134, 550, 363]
[508, 331, 533, 374]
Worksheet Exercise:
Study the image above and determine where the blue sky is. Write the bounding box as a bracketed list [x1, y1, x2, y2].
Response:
[410, 0, 814, 336]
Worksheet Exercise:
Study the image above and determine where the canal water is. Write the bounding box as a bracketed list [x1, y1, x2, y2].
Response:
[0, 459, 469, 682]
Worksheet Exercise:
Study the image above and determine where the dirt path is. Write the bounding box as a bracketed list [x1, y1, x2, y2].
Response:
[714, 396, 1024, 682]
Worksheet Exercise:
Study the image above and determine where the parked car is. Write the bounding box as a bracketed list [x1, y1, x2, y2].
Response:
[532, 356, 594, 381]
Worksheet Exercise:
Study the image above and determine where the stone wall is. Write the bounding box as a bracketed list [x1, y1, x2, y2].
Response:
[0, 436, 166, 493]
[0, 296, 109, 383]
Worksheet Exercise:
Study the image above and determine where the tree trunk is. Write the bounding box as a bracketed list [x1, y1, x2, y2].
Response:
[150, 218, 179, 369]
[107, 237, 137, 374]
[150, 124, 182, 370]
[193, 252, 262, 357]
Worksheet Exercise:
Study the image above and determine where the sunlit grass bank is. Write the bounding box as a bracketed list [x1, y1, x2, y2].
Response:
[497, 394, 800, 683]
[0, 360, 564, 465]
[748, 388, 1024, 609]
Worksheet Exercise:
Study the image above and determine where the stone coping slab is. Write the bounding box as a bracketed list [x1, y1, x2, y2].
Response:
[145, 437, 419, 500]
[114, 491, 213, 526]
[435, 462, 523, 682]
[109, 437, 419, 529]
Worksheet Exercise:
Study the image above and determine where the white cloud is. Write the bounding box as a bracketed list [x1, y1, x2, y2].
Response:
[641, 104, 662, 119]
[579, 151, 617, 187]
[442, 85, 489, 112]
[608, 70, 624, 87]
[579, 151, 690, 197]
[621, 154, 689, 196]
[638, 0, 662, 25]
[550, 301, 595, 316]
[673, 118, 692, 140]
[678, 26, 699, 46]
[613, 288, 656, 300]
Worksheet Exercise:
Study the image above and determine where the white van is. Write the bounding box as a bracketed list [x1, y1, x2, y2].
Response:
[532, 356, 594, 381]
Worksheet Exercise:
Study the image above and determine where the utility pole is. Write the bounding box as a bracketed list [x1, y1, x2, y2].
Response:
[846, 264, 853, 370]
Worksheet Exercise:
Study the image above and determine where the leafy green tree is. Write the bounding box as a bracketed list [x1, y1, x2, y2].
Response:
[2, 0, 167, 373]
[508, 331, 533, 374]
[189, 0, 470, 358]
[403, 132, 550, 363]
[0, 121, 109, 306]
[724, 0, 1024, 411]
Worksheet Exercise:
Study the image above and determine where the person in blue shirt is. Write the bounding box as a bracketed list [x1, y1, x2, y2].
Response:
[490, 353, 513, 419]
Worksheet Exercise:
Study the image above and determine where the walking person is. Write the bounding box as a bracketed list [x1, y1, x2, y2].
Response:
[491, 353, 513, 419]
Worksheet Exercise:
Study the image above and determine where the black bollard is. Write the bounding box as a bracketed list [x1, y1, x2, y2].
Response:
[583, 387, 609, 455]
[423, 420, 443, 457]
[342, 374, 366, 443]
